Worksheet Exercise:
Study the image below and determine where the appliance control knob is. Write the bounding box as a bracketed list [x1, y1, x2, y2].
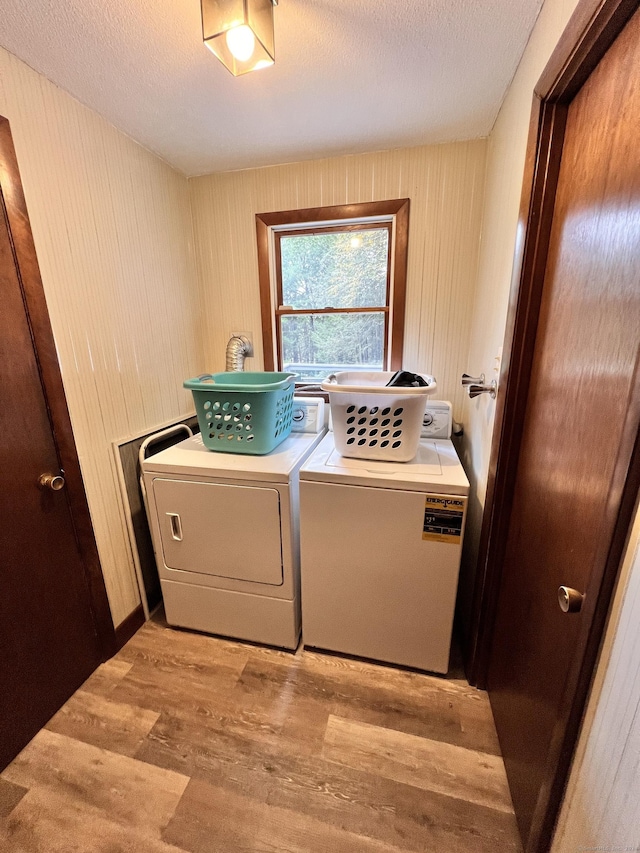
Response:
[292, 408, 305, 422]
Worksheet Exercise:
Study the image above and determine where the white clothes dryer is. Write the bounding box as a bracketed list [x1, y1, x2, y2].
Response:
[142, 399, 325, 649]
[299, 401, 469, 673]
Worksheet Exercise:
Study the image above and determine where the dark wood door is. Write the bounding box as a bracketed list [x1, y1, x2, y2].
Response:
[487, 7, 640, 850]
[0, 127, 107, 769]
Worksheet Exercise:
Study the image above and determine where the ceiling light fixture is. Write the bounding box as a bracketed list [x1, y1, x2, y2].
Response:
[201, 0, 278, 77]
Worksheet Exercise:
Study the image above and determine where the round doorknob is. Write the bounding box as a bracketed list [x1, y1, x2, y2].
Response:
[39, 473, 65, 491]
[558, 586, 584, 613]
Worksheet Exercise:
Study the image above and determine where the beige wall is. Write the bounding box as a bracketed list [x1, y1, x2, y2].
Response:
[189, 141, 487, 420]
[460, 0, 640, 845]
[0, 46, 204, 627]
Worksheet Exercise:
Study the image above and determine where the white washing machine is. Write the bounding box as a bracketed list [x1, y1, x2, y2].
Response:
[142, 399, 325, 649]
[299, 401, 469, 673]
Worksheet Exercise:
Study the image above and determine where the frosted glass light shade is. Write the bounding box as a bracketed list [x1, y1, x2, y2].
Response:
[201, 0, 275, 76]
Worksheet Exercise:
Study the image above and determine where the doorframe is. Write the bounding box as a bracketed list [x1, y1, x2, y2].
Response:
[0, 115, 116, 660]
[466, 0, 640, 848]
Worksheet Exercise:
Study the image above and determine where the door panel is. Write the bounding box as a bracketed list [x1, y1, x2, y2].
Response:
[0, 185, 102, 768]
[487, 7, 640, 847]
[153, 478, 284, 585]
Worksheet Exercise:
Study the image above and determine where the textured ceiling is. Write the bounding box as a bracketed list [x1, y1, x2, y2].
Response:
[0, 0, 543, 176]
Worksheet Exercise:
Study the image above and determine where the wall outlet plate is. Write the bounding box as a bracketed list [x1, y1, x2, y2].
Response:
[291, 397, 326, 433]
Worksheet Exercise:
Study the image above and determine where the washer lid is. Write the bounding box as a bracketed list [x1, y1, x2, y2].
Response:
[300, 433, 469, 494]
[142, 430, 326, 483]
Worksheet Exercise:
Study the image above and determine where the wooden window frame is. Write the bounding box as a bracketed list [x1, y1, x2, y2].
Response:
[256, 200, 410, 380]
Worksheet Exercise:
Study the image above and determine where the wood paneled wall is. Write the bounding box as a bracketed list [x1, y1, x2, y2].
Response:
[189, 140, 487, 420]
[0, 46, 204, 626]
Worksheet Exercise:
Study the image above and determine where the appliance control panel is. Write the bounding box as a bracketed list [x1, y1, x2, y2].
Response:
[291, 397, 326, 433]
[421, 400, 453, 439]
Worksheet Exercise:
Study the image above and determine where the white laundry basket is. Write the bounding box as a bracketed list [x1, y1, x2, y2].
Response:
[321, 371, 437, 462]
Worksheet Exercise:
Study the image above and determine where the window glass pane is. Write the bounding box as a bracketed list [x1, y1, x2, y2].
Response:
[280, 229, 389, 310]
[281, 313, 385, 383]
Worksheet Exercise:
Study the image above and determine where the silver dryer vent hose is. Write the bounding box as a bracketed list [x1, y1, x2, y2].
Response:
[225, 335, 253, 371]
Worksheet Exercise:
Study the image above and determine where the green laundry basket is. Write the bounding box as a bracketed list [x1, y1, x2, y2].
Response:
[184, 372, 296, 455]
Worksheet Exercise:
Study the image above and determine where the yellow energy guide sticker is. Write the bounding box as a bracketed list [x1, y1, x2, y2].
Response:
[423, 496, 466, 543]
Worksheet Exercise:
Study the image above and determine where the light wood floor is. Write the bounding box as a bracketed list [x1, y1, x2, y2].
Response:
[0, 614, 522, 852]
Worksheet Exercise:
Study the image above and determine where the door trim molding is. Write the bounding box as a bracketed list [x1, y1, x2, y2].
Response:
[0, 115, 116, 659]
[466, 0, 640, 849]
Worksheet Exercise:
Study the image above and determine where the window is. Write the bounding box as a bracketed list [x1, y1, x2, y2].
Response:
[256, 200, 409, 384]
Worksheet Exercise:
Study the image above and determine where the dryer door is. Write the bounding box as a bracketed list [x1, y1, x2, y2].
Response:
[152, 478, 283, 585]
